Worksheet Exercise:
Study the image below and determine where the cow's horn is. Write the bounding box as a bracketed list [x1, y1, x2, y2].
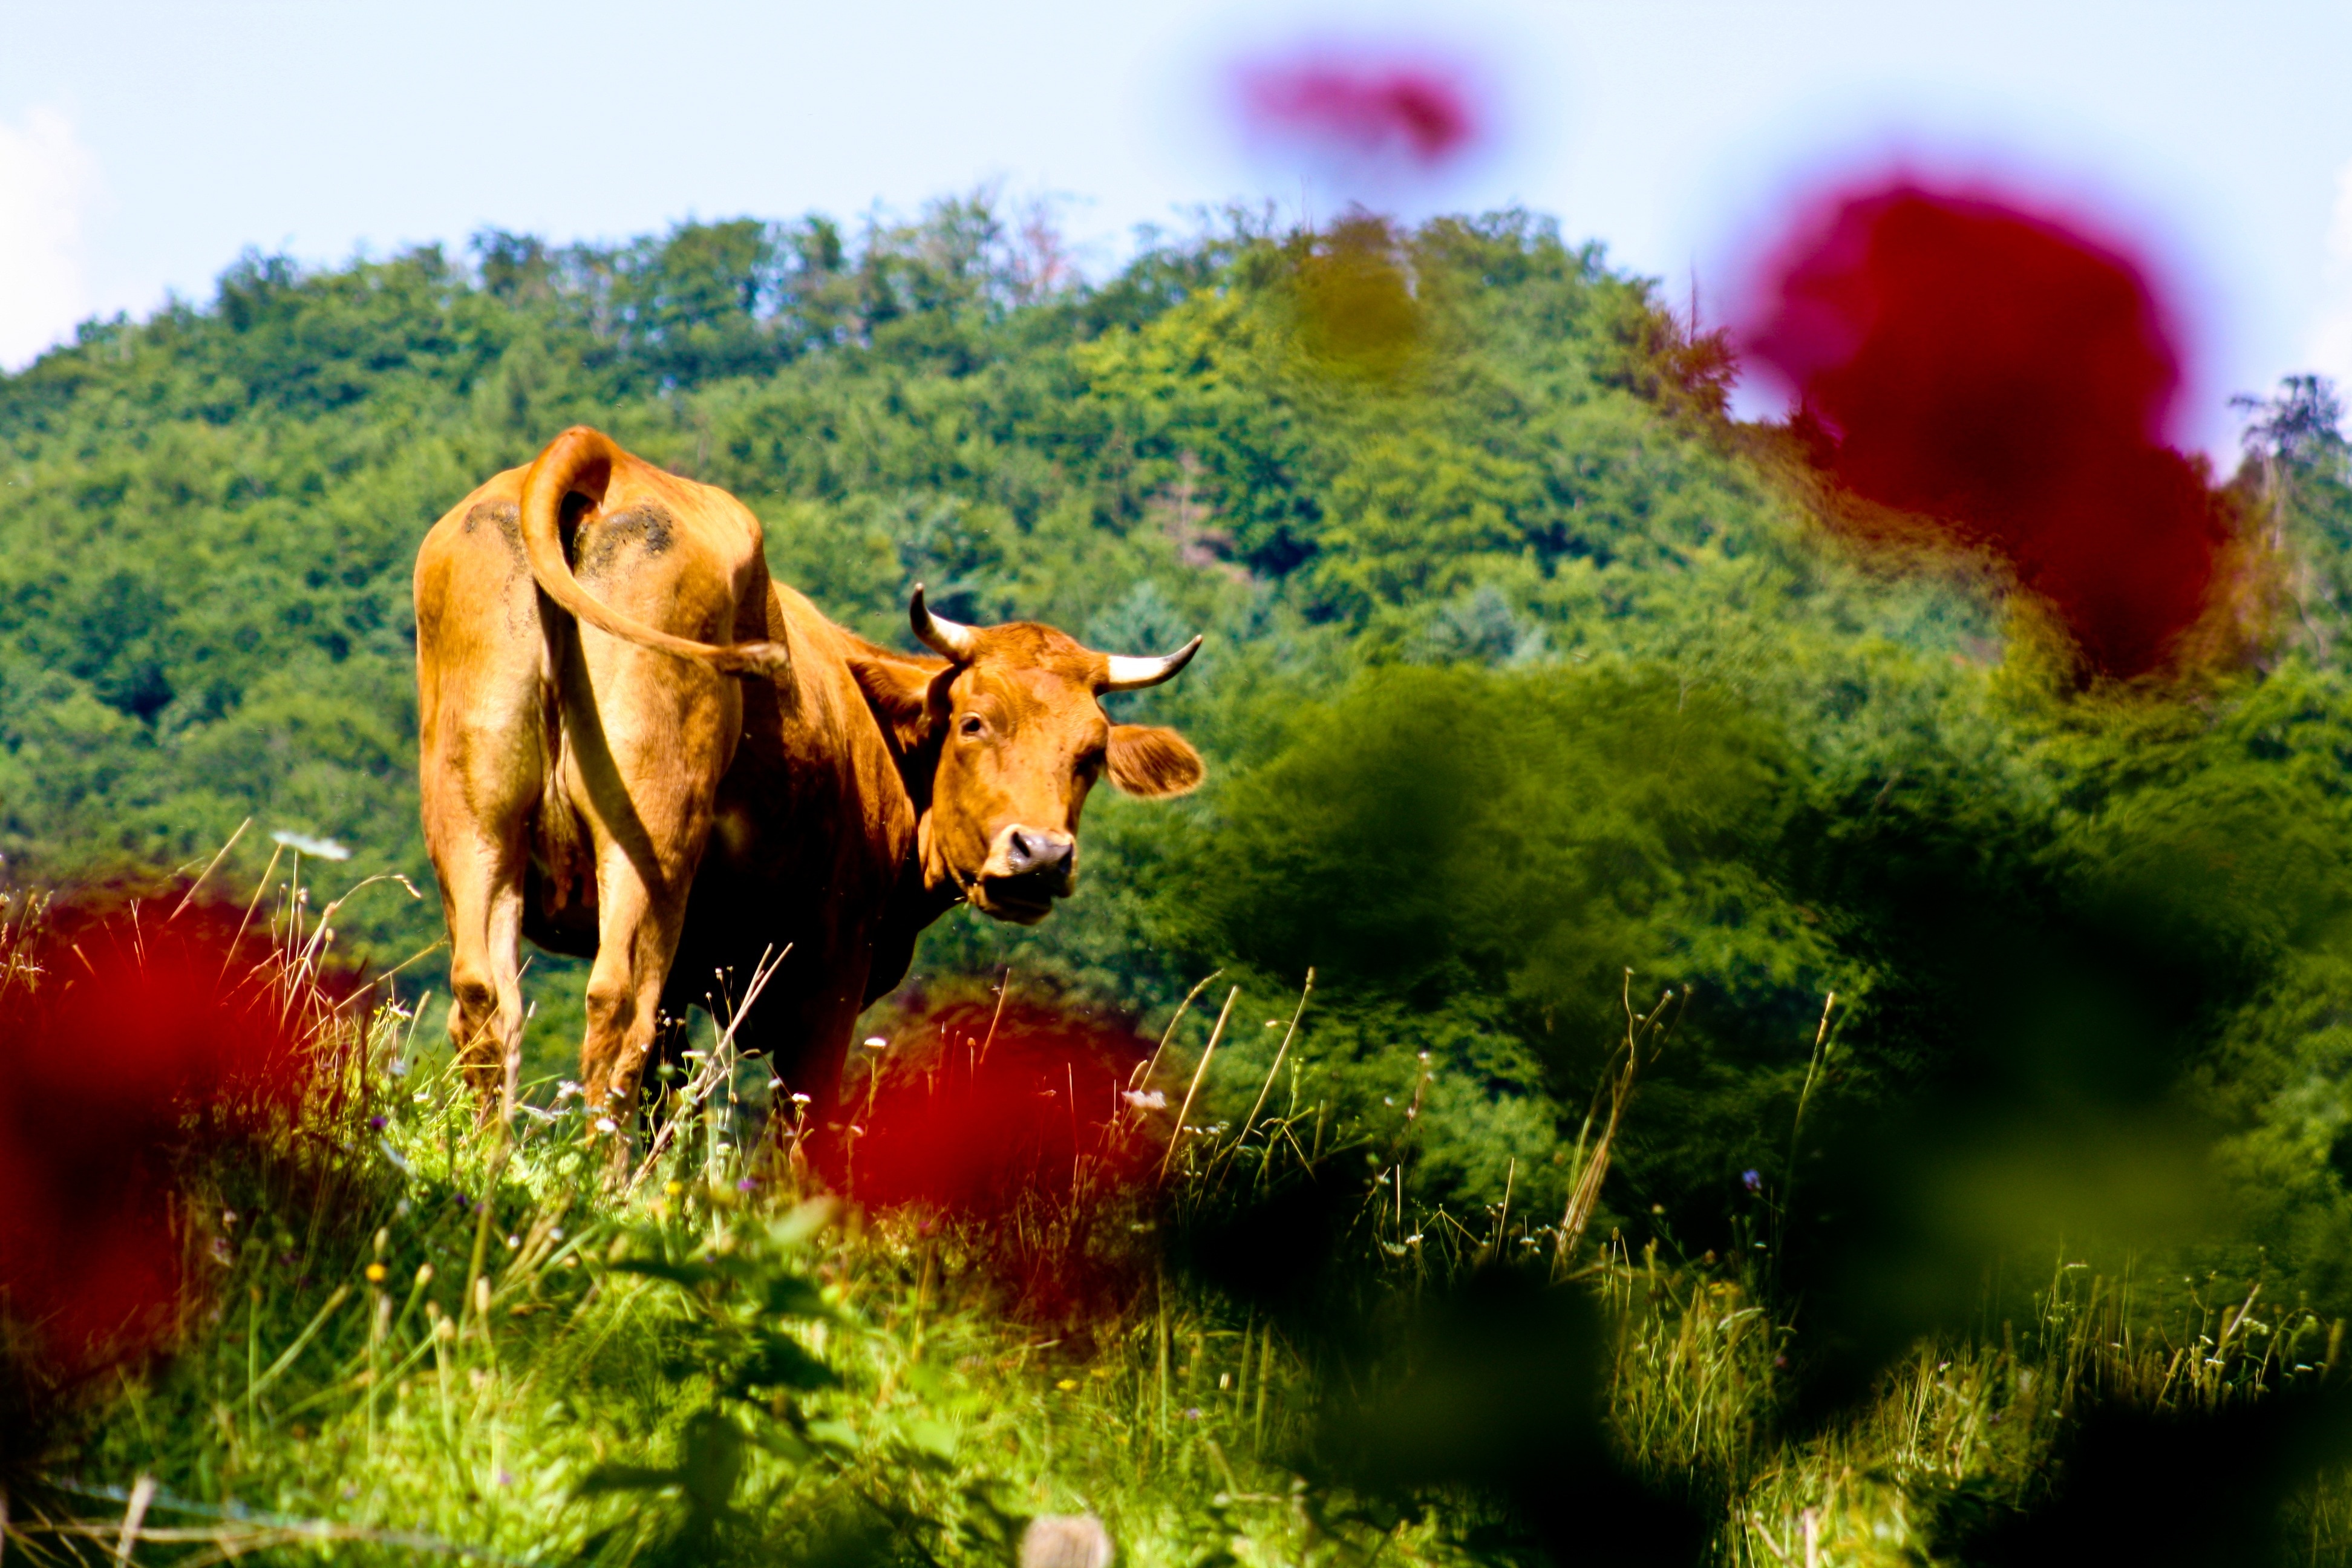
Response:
[909, 584, 979, 663]
[1100, 636, 1203, 693]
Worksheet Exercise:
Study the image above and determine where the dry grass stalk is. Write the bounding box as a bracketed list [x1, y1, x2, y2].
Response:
[1136, 969, 1224, 1096]
[1160, 987, 1239, 1182]
[627, 942, 789, 1189]
[1554, 975, 1685, 1271]
[1239, 969, 1314, 1145]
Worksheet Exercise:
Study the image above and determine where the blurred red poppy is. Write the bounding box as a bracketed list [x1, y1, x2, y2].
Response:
[820, 998, 1162, 1319]
[0, 897, 322, 1365]
[1236, 50, 1483, 175]
[1743, 181, 2230, 678]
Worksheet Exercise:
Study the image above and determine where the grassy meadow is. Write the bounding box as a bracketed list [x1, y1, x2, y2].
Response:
[4, 867, 2347, 1568]
[13, 197, 2352, 1563]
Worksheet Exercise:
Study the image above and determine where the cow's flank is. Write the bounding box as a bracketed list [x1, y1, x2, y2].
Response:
[415, 427, 1204, 1151]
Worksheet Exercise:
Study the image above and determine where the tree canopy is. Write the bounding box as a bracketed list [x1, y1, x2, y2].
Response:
[10, 195, 2352, 1305]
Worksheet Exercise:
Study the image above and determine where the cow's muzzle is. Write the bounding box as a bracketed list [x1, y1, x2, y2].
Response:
[973, 825, 1076, 924]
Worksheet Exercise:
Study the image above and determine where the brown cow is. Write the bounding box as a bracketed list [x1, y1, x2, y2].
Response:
[414, 426, 1203, 1126]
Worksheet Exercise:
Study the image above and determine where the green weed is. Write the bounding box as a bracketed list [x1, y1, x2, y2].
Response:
[8, 926, 2352, 1568]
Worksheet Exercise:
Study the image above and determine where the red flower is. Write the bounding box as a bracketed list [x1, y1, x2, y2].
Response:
[1235, 48, 1485, 179]
[818, 999, 1163, 1321]
[1743, 181, 2229, 679]
[0, 898, 322, 1365]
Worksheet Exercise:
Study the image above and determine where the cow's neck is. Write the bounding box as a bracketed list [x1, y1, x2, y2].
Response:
[839, 644, 964, 912]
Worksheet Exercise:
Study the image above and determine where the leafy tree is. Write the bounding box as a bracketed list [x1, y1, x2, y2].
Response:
[13, 198, 2352, 1309]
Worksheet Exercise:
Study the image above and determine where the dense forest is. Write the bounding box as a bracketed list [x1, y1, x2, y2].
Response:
[9, 190, 2352, 1327]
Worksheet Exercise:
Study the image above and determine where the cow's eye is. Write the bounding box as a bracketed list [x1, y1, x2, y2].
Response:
[958, 714, 986, 739]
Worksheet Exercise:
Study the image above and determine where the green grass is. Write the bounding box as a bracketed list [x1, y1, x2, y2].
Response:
[1604, 1242, 2348, 1564]
[11, 953, 2352, 1568]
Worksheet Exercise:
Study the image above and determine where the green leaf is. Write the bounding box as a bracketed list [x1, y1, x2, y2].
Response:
[679, 1411, 746, 1515]
[727, 1330, 839, 1394]
[612, 1257, 725, 1291]
[575, 1463, 680, 1497]
[805, 1419, 858, 1451]
[773, 1197, 840, 1246]
[762, 1272, 832, 1318]
[748, 1425, 814, 1463]
[904, 1418, 956, 1460]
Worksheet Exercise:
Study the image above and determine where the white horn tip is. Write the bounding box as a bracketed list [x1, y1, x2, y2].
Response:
[1102, 635, 1203, 692]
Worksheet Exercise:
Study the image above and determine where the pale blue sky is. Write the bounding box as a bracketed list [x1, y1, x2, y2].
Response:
[5, 0, 2351, 454]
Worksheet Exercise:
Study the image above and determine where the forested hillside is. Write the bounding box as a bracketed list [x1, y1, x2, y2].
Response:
[10, 194, 2352, 1307]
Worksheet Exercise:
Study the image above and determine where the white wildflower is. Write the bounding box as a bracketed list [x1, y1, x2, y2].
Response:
[271, 829, 351, 860]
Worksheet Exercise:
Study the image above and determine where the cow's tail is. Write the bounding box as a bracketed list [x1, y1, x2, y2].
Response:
[518, 425, 791, 681]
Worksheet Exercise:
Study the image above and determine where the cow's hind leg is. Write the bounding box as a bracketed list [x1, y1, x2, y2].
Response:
[420, 687, 538, 1117]
[579, 844, 694, 1143]
[553, 535, 742, 1161]
[434, 822, 529, 1113]
[564, 662, 727, 1138]
[416, 482, 550, 1121]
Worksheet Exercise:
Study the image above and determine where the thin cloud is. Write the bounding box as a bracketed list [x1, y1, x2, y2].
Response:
[0, 106, 100, 371]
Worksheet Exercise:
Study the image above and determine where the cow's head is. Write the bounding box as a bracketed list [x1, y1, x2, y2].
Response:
[896, 587, 1204, 924]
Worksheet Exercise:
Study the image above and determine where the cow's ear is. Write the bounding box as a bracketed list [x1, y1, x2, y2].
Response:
[848, 653, 945, 752]
[1106, 725, 1204, 798]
